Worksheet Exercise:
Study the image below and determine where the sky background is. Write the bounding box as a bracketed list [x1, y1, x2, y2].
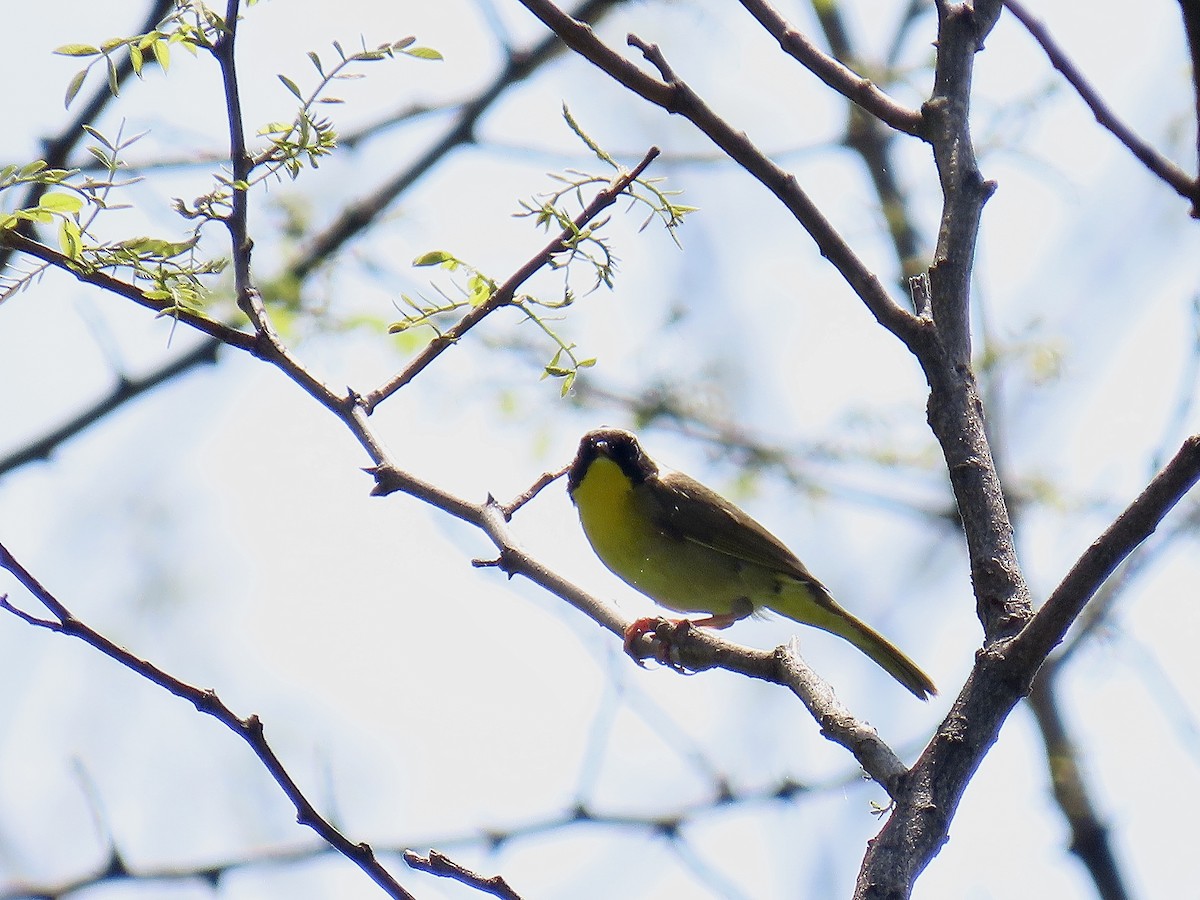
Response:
[1, 1, 1198, 898]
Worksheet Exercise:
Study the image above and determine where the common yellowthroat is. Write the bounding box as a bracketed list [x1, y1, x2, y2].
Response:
[567, 428, 937, 700]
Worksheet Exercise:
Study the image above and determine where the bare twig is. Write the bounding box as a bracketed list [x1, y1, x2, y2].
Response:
[735, 0, 925, 137]
[0, 543, 418, 900]
[404, 850, 524, 900]
[1005, 0, 1199, 213]
[0, 336, 221, 478]
[499, 463, 571, 519]
[1013, 435, 1200, 668]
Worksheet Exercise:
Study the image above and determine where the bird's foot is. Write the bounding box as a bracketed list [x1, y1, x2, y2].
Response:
[622, 616, 700, 672]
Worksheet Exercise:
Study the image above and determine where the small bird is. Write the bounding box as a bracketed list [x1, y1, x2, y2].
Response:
[567, 428, 937, 700]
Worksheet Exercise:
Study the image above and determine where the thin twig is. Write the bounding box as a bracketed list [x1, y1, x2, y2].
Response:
[1004, 0, 1198, 211]
[290, 0, 622, 281]
[0, 542, 418, 900]
[363, 147, 660, 412]
[499, 463, 571, 519]
[512, 0, 920, 346]
[403, 850, 524, 900]
[0, 231, 256, 351]
[0, 337, 221, 478]
[735, 0, 925, 137]
[0, 0, 175, 273]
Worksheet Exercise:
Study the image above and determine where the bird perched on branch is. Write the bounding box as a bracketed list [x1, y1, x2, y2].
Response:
[567, 428, 936, 700]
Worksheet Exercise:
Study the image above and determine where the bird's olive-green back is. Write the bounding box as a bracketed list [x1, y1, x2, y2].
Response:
[636, 469, 832, 596]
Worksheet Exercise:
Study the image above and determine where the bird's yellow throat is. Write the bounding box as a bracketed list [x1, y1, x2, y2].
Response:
[571, 455, 641, 557]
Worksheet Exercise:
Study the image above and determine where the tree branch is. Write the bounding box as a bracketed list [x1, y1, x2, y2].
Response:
[403, 850, 524, 900]
[1013, 434, 1200, 668]
[735, 0, 926, 137]
[0, 336, 221, 478]
[363, 147, 660, 412]
[290, 0, 622, 282]
[513, 0, 922, 346]
[808, 0, 928, 285]
[1028, 666, 1132, 900]
[1004, 0, 1199, 214]
[0, 231, 257, 351]
[0, 0, 176, 273]
[1180, 0, 1200, 215]
[0, 543, 418, 900]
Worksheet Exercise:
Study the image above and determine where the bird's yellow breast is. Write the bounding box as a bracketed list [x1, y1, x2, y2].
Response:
[571, 456, 648, 565]
[571, 456, 776, 616]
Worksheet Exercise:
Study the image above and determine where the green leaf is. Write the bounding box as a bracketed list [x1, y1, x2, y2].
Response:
[63, 70, 87, 109]
[412, 250, 454, 267]
[306, 51, 323, 76]
[39, 192, 84, 213]
[81, 124, 113, 150]
[152, 38, 170, 72]
[129, 43, 144, 76]
[278, 74, 303, 100]
[85, 146, 112, 168]
[54, 44, 100, 57]
[58, 218, 82, 259]
[402, 46, 443, 61]
[20, 208, 54, 224]
[106, 56, 119, 96]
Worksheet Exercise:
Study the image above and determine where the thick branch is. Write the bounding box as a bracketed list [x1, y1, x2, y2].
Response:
[856, 436, 1200, 899]
[856, 3, 1028, 897]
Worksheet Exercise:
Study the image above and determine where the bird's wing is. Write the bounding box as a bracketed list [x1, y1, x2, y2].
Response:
[641, 470, 826, 587]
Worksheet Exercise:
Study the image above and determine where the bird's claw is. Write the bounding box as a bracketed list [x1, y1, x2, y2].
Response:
[622, 616, 693, 673]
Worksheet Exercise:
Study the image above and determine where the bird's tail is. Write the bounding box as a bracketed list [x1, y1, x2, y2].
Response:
[774, 581, 937, 700]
